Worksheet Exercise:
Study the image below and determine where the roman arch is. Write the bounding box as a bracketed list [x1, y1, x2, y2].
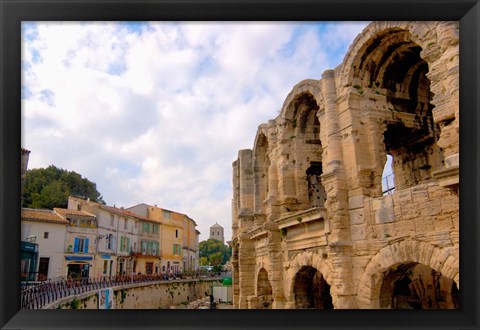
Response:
[232, 21, 459, 309]
[356, 239, 459, 309]
[283, 251, 334, 309]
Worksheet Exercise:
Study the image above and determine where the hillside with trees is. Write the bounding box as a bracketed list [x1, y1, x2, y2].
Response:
[22, 165, 105, 209]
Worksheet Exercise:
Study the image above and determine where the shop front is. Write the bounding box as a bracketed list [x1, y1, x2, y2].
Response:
[20, 241, 38, 282]
[65, 255, 93, 279]
[134, 255, 161, 275]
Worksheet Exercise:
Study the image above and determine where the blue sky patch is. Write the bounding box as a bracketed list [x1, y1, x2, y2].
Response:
[123, 21, 149, 35]
[22, 22, 39, 41]
[107, 61, 127, 76]
[39, 89, 55, 106]
[22, 86, 33, 100]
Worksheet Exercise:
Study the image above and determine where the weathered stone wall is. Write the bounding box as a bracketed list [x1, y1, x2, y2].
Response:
[50, 278, 222, 309]
[232, 21, 459, 309]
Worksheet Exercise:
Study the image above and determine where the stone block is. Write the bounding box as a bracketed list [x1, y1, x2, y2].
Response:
[426, 201, 442, 216]
[401, 206, 421, 221]
[348, 195, 364, 210]
[393, 190, 412, 204]
[349, 209, 365, 225]
[393, 220, 414, 237]
[434, 215, 453, 231]
[441, 203, 459, 213]
[351, 256, 373, 273]
[350, 223, 367, 241]
[374, 206, 394, 224]
[414, 217, 434, 235]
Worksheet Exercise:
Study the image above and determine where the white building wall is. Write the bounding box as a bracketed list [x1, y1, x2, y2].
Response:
[21, 221, 66, 280]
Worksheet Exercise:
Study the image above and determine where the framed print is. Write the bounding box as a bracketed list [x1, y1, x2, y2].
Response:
[1, 0, 479, 329]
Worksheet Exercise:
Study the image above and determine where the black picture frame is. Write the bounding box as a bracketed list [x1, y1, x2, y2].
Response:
[1, 0, 479, 329]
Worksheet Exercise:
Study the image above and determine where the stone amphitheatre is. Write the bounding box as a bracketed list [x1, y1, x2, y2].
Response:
[231, 21, 459, 309]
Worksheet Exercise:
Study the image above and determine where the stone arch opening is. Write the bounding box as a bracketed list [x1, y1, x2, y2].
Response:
[253, 132, 270, 214]
[379, 262, 460, 309]
[351, 28, 444, 195]
[381, 154, 395, 195]
[290, 93, 320, 138]
[256, 268, 273, 309]
[306, 162, 326, 207]
[287, 93, 324, 209]
[356, 240, 459, 309]
[293, 266, 333, 309]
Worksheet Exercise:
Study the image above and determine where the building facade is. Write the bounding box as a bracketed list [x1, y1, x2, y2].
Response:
[126, 204, 200, 274]
[231, 21, 459, 309]
[21, 208, 68, 280]
[67, 196, 162, 277]
[182, 216, 200, 272]
[55, 207, 98, 279]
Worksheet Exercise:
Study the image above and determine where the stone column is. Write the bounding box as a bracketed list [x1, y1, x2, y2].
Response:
[265, 160, 280, 221]
[321, 70, 343, 172]
[231, 243, 240, 308]
[320, 70, 358, 308]
[265, 222, 286, 308]
[320, 70, 349, 242]
[238, 232, 255, 308]
[328, 243, 358, 308]
[238, 149, 254, 213]
[425, 22, 459, 188]
[232, 161, 240, 238]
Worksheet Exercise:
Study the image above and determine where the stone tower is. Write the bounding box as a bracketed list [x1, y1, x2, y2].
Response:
[231, 21, 459, 309]
[209, 223, 224, 244]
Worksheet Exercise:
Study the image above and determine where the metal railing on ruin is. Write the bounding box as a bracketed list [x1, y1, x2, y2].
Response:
[20, 271, 224, 309]
[382, 173, 396, 196]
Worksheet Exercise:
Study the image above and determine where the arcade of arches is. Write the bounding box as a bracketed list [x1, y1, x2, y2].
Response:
[231, 21, 459, 309]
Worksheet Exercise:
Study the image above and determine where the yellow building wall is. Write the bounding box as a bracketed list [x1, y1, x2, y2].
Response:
[147, 207, 183, 273]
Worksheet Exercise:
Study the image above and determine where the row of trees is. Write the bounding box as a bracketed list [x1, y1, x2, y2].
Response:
[22, 165, 105, 209]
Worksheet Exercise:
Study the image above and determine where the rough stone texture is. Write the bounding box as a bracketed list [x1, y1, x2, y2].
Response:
[232, 21, 459, 309]
[51, 278, 221, 309]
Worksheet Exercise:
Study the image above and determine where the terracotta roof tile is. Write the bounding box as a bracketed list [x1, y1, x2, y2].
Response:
[99, 205, 160, 223]
[21, 208, 68, 224]
[53, 208, 96, 218]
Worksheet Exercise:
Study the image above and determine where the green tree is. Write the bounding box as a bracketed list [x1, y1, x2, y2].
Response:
[199, 256, 209, 266]
[198, 239, 232, 266]
[23, 165, 105, 209]
[209, 252, 224, 266]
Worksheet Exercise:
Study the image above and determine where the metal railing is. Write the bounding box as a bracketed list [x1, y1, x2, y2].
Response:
[21, 272, 224, 309]
[382, 173, 396, 195]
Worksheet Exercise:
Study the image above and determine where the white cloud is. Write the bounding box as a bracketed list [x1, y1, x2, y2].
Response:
[22, 21, 369, 241]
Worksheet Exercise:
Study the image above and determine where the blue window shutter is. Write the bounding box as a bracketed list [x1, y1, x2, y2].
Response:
[74, 238, 79, 252]
[84, 238, 89, 253]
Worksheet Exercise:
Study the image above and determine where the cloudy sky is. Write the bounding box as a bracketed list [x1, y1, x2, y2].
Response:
[21, 21, 369, 241]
